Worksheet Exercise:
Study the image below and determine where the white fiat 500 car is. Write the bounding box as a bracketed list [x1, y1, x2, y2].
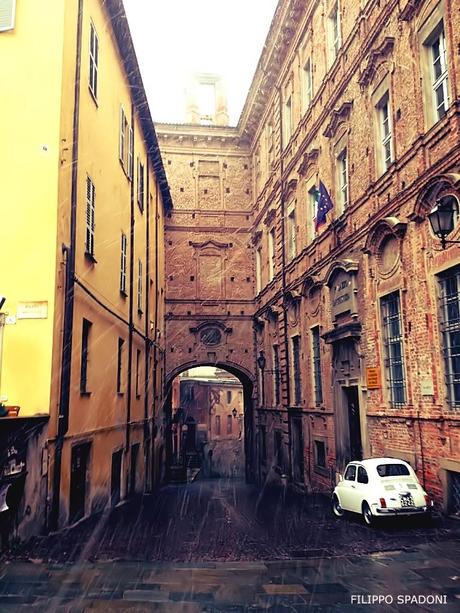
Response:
[332, 458, 432, 526]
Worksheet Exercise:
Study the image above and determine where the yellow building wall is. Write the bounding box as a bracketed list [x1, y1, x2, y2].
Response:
[0, 0, 66, 416]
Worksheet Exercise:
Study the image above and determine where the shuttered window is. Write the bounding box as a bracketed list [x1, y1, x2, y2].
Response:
[89, 21, 99, 100]
[120, 233, 127, 294]
[119, 106, 133, 179]
[85, 176, 95, 258]
[0, 0, 16, 32]
[137, 159, 144, 212]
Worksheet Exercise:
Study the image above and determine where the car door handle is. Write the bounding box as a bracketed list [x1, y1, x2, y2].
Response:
[351, 485, 356, 488]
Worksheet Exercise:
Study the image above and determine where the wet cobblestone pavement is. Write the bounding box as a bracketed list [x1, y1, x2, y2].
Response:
[1, 479, 460, 610]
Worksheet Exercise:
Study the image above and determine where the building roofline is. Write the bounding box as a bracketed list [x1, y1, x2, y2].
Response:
[104, 0, 173, 210]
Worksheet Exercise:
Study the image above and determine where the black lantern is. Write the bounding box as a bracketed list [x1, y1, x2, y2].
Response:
[232, 407, 237, 418]
[428, 195, 459, 249]
[257, 350, 266, 370]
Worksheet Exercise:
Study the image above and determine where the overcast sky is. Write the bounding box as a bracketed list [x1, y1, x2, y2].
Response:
[123, 0, 279, 125]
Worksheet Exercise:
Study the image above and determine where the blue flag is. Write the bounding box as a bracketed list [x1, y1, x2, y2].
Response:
[314, 181, 334, 230]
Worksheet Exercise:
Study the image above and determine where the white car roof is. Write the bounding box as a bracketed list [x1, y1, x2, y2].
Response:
[349, 458, 410, 468]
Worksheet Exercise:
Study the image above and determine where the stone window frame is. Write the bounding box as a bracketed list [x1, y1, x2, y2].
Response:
[305, 173, 318, 244]
[286, 198, 297, 261]
[371, 74, 394, 178]
[378, 289, 409, 408]
[310, 324, 324, 406]
[327, 0, 342, 68]
[332, 129, 350, 217]
[268, 227, 276, 283]
[313, 436, 329, 476]
[417, 1, 451, 130]
[282, 77, 294, 148]
[255, 245, 263, 295]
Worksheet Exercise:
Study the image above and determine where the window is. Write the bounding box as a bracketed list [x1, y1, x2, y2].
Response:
[268, 228, 275, 282]
[376, 463, 410, 477]
[273, 345, 281, 406]
[80, 319, 92, 394]
[357, 466, 369, 484]
[308, 186, 317, 242]
[120, 233, 127, 295]
[287, 207, 297, 260]
[291, 335, 302, 406]
[314, 440, 326, 468]
[377, 93, 393, 173]
[85, 176, 95, 258]
[0, 0, 16, 32]
[303, 58, 313, 111]
[255, 247, 262, 294]
[344, 464, 356, 481]
[438, 267, 460, 408]
[337, 148, 348, 212]
[215, 415, 221, 436]
[137, 259, 143, 313]
[381, 291, 406, 405]
[429, 26, 449, 121]
[117, 338, 124, 394]
[119, 106, 133, 179]
[227, 415, 232, 435]
[266, 122, 274, 171]
[283, 95, 292, 147]
[89, 21, 99, 100]
[226, 390, 232, 404]
[329, 3, 341, 63]
[137, 159, 145, 212]
[311, 326, 323, 404]
[135, 349, 141, 397]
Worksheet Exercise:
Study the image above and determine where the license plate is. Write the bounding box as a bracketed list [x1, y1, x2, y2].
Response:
[400, 494, 415, 507]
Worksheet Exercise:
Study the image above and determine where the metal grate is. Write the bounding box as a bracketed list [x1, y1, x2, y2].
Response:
[381, 291, 406, 406]
[439, 269, 460, 408]
[449, 471, 460, 516]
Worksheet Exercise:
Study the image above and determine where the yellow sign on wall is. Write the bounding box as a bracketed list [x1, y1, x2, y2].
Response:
[17, 301, 48, 319]
[366, 367, 381, 390]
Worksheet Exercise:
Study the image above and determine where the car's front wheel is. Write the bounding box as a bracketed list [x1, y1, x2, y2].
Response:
[362, 502, 374, 526]
[332, 494, 345, 518]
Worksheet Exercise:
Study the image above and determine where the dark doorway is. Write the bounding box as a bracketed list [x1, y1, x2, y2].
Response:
[111, 449, 123, 506]
[69, 442, 91, 524]
[345, 386, 362, 461]
[291, 417, 305, 484]
[130, 443, 140, 496]
[274, 430, 283, 470]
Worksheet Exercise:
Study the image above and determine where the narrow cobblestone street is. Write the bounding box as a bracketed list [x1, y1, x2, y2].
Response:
[1, 478, 460, 610]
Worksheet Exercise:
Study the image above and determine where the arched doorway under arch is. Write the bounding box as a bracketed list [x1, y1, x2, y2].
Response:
[164, 362, 255, 484]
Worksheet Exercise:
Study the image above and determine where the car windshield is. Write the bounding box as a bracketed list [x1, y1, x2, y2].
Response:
[376, 463, 410, 477]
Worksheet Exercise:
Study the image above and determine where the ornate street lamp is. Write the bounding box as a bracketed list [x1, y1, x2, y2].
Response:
[257, 350, 266, 407]
[428, 195, 460, 249]
[232, 407, 237, 418]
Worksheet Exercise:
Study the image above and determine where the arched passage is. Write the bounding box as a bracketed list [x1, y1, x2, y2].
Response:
[164, 362, 255, 484]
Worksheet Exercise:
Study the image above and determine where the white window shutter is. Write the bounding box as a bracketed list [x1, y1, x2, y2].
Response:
[119, 106, 125, 164]
[0, 0, 16, 32]
[128, 126, 134, 179]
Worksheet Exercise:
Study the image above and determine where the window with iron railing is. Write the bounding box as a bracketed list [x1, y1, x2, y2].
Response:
[438, 267, 460, 408]
[380, 291, 406, 406]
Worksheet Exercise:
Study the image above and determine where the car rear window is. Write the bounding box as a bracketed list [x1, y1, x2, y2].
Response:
[376, 463, 410, 477]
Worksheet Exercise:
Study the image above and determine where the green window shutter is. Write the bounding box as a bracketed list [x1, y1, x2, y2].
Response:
[0, 0, 16, 32]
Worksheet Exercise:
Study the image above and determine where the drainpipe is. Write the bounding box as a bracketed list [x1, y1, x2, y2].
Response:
[125, 104, 135, 462]
[49, 0, 83, 531]
[152, 183, 160, 482]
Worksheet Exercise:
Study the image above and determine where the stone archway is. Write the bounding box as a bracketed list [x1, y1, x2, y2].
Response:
[164, 362, 255, 483]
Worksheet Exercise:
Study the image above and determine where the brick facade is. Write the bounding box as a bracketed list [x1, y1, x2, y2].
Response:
[159, 0, 460, 510]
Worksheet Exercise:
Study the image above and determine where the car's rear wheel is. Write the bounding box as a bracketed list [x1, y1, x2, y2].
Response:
[332, 494, 345, 518]
[362, 502, 374, 526]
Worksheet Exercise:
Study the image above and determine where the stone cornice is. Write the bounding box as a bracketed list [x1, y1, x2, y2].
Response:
[358, 37, 395, 88]
[323, 102, 353, 138]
